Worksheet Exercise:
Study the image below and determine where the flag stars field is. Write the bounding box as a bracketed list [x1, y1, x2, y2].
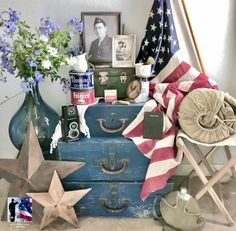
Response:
[151, 23, 157, 31]
[149, 11, 154, 18]
[152, 35, 157, 43]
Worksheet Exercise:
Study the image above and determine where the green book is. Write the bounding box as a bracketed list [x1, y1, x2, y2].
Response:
[143, 112, 164, 139]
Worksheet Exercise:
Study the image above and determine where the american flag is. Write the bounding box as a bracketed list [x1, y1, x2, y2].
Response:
[18, 197, 32, 222]
[136, 0, 179, 75]
[123, 0, 218, 200]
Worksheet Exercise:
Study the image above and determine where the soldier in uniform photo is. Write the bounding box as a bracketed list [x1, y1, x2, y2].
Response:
[9, 198, 18, 222]
[89, 17, 112, 62]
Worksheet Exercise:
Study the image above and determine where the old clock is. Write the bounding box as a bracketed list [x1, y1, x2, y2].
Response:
[127, 79, 142, 100]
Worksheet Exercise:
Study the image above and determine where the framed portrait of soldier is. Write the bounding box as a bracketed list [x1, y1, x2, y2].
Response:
[81, 12, 121, 65]
[112, 35, 136, 67]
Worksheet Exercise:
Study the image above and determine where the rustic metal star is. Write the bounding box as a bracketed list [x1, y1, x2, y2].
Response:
[0, 122, 85, 219]
[29, 170, 91, 230]
[0, 122, 85, 196]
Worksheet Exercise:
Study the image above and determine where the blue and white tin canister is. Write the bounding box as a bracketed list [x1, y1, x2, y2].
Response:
[70, 71, 94, 90]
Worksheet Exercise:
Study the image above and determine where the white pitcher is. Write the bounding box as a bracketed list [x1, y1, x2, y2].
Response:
[73, 53, 88, 73]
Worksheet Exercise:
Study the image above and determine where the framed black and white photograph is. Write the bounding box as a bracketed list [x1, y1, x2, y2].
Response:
[81, 12, 121, 64]
[112, 35, 136, 67]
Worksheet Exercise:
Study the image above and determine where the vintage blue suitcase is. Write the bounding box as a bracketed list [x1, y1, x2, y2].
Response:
[58, 137, 149, 181]
[84, 102, 143, 137]
[58, 103, 175, 218]
[63, 181, 174, 217]
[58, 136, 175, 217]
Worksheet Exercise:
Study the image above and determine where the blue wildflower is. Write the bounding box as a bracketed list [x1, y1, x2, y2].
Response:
[4, 46, 13, 53]
[43, 28, 50, 37]
[20, 81, 32, 92]
[67, 47, 82, 56]
[6, 61, 15, 74]
[8, 8, 20, 22]
[69, 18, 79, 25]
[51, 23, 60, 31]
[39, 17, 60, 37]
[0, 34, 8, 43]
[1, 54, 15, 74]
[27, 59, 37, 67]
[1, 55, 9, 68]
[0, 42, 5, 53]
[27, 77, 36, 87]
[34, 49, 41, 56]
[35, 71, 43, 82]
[76, 21, 83, 33]
[69, 18, 83, 33]
[4, 22, 17, 34]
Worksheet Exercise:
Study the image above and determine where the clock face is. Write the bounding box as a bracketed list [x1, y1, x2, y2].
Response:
[127, 79, 142, 100]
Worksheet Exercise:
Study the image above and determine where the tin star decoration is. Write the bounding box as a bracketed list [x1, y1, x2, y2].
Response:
[29, 170, 91, 229]
[0, 122, 85, 219]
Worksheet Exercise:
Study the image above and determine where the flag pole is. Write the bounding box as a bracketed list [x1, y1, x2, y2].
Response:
[180, 0, 206, 73]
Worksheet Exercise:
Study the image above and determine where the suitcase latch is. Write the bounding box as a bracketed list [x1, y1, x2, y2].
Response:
[100, 183, 129, 213]
[97, 144, 128, 175]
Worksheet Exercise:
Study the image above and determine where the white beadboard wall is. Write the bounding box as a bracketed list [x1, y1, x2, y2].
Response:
[0, 0, 235, 174]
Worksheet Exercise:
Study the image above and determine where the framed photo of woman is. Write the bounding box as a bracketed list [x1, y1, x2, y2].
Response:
[81, 12, 121, 65]
[112, 35, 136, 67]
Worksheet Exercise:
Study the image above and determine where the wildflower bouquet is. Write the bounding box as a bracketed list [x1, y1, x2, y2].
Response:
[0, 8, 83, 92]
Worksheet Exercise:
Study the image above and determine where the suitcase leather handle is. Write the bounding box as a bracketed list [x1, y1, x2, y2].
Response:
[100, 199, 129, 213]
[98, 160, 128, 175]
[97, 118, 128, 133]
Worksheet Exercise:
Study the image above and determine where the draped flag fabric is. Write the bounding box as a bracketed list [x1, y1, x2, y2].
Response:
[123, 0, 218, 200]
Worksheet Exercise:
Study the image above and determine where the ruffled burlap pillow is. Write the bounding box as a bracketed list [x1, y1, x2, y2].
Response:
[178, 88, 236, 144]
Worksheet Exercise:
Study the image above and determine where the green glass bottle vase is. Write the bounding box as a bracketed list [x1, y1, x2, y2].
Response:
[8, 84, 59, 159]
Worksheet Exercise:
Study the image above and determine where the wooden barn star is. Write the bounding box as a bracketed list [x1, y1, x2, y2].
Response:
[0, 122, 85, 221]
[29, 170, 91, 230]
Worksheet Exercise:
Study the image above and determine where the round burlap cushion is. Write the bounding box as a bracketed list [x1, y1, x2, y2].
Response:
[178, 88, 236, 144]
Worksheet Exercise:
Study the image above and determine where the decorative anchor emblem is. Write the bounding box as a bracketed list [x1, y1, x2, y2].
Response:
[119, 72, 127, 84]
[98, 72, 109, 86]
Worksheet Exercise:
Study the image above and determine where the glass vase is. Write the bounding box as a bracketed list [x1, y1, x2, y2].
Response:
[8, 84, 59, 160]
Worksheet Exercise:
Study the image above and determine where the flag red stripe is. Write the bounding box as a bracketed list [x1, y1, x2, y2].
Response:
[19, 214, 32, 221]
[138, 139, 160, 155]
[161, 81, 181, 109]
[163, 61, 191, 83]
[140, 168, 176, 200]
[189, 73, 218, 91]
[150, 147, 175, 162]
[123, 121, 144, 138]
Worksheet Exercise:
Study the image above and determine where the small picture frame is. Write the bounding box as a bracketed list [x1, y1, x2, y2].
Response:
[112, 35, 136, 67]
[81, 12, 121, 64]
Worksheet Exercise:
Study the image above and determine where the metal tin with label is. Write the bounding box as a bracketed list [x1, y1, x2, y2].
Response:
[71, 89, 95, 105]
[70, 71, 94, 89]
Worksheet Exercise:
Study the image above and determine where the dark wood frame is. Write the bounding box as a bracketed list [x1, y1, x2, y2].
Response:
[81, 12, 121, 65]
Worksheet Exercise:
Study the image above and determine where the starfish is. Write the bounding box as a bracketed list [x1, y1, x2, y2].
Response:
[29, 170, 91, 229]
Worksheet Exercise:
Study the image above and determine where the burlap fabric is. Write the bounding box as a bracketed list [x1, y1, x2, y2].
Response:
[160, 191, 205, 231]
[178, 88, 236, 144]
